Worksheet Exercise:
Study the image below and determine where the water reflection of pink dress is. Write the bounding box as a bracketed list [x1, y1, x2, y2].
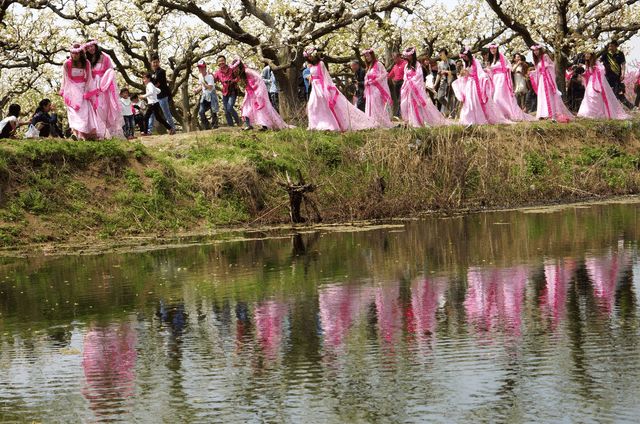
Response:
[586, 251, 631, 314]
[464, 267, 527, 334]
[82, 323, 137, 415]
[85, 53, 124, 139]
[400, 64, 447, 127]
[364, 60, 394, 128]
[540, 259, 576, 328]
[452, 58, 511, 125]
[60, 59, 97, 137]
[577, 63, 631, 120]
[307, 61, 379, 131]
[488, 54, 535, 122]
[254, 301, 288, 359]
[375, 283, 402, 345]
[408, 278, 446, 339]
[241, 68, 292, 129]
[319, 284, 373, 350]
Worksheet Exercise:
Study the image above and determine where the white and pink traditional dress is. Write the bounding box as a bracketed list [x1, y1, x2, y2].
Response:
[578, 63, 631, 120]
[400, 64, 447, 127]
[85, 53, 124, 139]
[60, 59, 97, 138]
[452, 58, 511, 125]
[307, 60, 378, 131]
[241, 68, 292, 129]
[364, 60, 393, 128]
[488, 54, 535, 122]
[530, 54, 573, 120]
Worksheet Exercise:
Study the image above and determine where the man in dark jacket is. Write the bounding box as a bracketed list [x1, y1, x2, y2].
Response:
[350, 60, 366, 112]
[600, 41, 634, 109]
[149, 53, 177, 134]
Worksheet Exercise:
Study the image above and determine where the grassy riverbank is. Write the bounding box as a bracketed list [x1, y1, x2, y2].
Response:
[0, 119, 639, 247]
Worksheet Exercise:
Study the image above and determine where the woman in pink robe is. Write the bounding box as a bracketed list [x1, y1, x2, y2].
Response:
[530, 45, 573, 121]
[363, 49, 394, 128]
[84, 40, 124, 139]
[60, 44, 97, 139]
[305, 46, 379, 131]
[486, 44, 535, 122]
[230, 59, 292, 130]
[578, 52, 631, 120]
[400, 47, 447, 127]
[451, 47, 511, 125]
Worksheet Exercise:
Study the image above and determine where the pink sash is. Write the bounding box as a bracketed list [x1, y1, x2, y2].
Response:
[405, 68, 427, 126]
[315, 63, 344, 131]
[365, 62, 392, 105]
[470, 63, 489, 120]
[538, 55, 557, 117]
[245, 77, 265, 111]
[590, 67, 612, 119]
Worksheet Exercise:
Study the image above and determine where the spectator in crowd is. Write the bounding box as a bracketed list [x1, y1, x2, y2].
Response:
[350, 60, 366, 111]
[149, 53, 177, 135]
[213, 55, 242, 127]
[635, 75, 640, 108]
[524, 62, 537, 113]
[600, 40, 635, 109]
[120, 88, 135, 139]
[194, 59, 219, 130]
[302, 63, 312, 100]
[566, 65, 586, 113]
[261, 64, 279, 110]
[388, 51, 406, 117]
[0, 104, 29, 139]
[31, 99, 63, 138]
[131, 94, 146, 133]
[512, 53, 529, 110]
[435, 48, 457, 117]
[140, 72, 173, 135]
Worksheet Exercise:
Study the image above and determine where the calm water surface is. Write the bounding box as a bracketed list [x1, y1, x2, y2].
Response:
[1, 201, 640, 423]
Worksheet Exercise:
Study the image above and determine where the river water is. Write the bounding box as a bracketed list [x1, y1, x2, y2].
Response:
[1, 200, 639, 423]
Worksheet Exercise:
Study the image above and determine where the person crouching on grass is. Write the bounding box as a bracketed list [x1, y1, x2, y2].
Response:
[139, 73, 173, 136]
[0, 104, 29, 139]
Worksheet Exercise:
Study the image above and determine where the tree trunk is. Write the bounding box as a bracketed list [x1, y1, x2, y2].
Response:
[180, 73, 192, 132]
[553, 49, 570, 95]
[273, 46, 306, 123]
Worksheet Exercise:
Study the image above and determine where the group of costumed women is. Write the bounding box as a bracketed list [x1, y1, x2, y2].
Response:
[302, 44, 631, 131]
[61, 40, 124, 139]
[61, 42, 631, 137]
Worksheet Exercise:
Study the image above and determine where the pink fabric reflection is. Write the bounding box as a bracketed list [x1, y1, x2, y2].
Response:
[319, 285, 374, 350]
[82, 323, 137, 414]
[540, 259, 576, 328]
[586, 251, 631, 314]
[254, 300, 288, 359]
[375, 283, 402, 344]
[464, 267, 527, 334]
[407, 278, 446, 339]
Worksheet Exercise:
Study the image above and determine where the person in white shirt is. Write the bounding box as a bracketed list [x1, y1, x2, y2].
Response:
[120, 88, 135, 139]
[0, 104, 29, 139]
[194, 59, 219, 129]
[139, 72, 172, 136]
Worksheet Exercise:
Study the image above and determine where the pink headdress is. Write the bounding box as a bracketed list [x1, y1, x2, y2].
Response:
[402, 47, 416, 57]
[229, 58, 242, 70]
[530, 45, 543, 50]
[303, 46, 318, 58]
[84, 39, 98, 49]
[70, 43, 84, 54]
[363, 48, 374, 55]
[486, 43, 499, 49]
[460, 46, 472, 57]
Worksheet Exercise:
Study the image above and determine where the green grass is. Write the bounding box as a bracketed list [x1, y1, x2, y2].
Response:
[0, 120, 639, 246]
